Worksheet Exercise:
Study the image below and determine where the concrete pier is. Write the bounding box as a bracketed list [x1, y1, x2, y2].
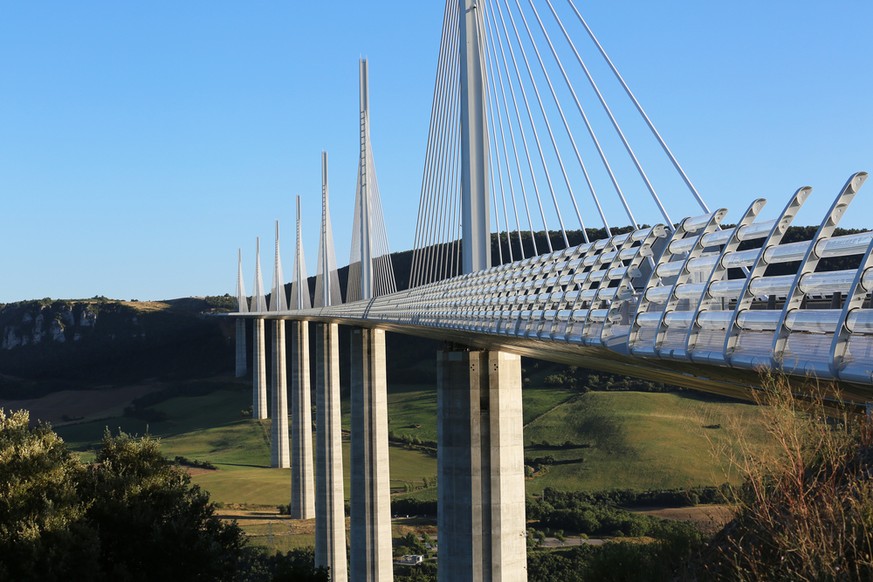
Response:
[290, 320, 315, 518]
[252, 318, 268, 420]
[315, 322, 348, 582]
[235, 319, 247, 378]
[437, 349, 527, 582]
[350, 327, 393, 582]
[271, 319, 290, 468]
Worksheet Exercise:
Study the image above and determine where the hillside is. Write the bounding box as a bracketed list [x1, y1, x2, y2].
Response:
[41, 372, 770, 508]
[0, 297, 236, 399]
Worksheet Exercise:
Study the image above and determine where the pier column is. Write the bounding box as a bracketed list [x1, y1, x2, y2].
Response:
[271, 319, 290, 468]
[235, 319, 247, 378]
[252, 318, 268, 420]
[438, 349, 527, 582]
[315, 322, 348, 582]
[350, 327, 393, 582]
[290, 320, 315, 518]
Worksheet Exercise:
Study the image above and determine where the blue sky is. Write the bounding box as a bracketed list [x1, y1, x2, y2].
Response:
[1, 1, 871, 303]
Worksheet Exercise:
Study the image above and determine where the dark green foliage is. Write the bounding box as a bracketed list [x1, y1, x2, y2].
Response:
[527, 487, 728, 538]
[0, 299, 234, 398]
[530, 486, 731, 513]
[527, 523, 704, 582]
[527, 547, 591, 582]
[233, 547, 328, 582]
[392, 498, 438, 518]
[261, 548, 329, 582]
[0, 409, 99, 581]
[0, 413, 286, 581]
[395, 531, 433, 557]
[583, 529, 703, 582]
[538, 363, 676, 392]
[394, 561, 437, 582]
[203, 295, 237, 310]
[174, 455, 217, 471]
[81, 430, 245, 581]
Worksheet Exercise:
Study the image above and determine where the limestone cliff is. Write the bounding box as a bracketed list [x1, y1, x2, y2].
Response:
[0, 297, 235, 398]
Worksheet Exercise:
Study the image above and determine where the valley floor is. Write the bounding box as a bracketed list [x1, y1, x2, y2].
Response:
[3, 374, 770, 553]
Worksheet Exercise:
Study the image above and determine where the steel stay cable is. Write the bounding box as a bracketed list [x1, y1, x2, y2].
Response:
[567, 0, 710, 215]
[501, 0, 582, 244]
[483, 2, 529, 259]
[484, 3, 539, 257]
[487, 2, 553, 253]
[411, 0, 455, 286]
[524, 0, 613, 235]
[554, 0, 672, 227]
[494, 0, 568, 249]
[542, 0, 636, 229]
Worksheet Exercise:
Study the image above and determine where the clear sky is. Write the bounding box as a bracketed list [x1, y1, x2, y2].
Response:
[1, 1, 871, 303]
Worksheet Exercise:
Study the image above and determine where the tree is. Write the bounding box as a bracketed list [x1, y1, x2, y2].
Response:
[0, 409, 99, 581]
[0, 413, 248, 581]
[82, 429, 246, 581]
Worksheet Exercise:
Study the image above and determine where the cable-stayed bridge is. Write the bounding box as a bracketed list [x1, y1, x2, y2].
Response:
[229, 2, 873, 581]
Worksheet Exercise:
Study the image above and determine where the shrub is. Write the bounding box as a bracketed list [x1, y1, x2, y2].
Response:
[698, 373, 873, 580]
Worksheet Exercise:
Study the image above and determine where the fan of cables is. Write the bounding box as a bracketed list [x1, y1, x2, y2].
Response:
[410, 0, 712, 288]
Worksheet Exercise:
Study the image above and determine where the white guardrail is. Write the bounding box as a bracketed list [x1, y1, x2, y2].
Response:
[260, 172, 873, 385]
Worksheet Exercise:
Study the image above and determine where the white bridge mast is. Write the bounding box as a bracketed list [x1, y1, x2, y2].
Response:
[459, 0, 490, 274]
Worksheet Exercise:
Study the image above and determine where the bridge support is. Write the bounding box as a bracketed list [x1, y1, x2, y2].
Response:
[290, 320, 315, 517]
[438, 348, 527, 582]
[315, 322, 348, 582]
[235, 319, 247, 378]
[271, 320, 290, 468]
[252, 318, 268, 420]
[459, 0, 490, 274]
[350, 327, 393, 582]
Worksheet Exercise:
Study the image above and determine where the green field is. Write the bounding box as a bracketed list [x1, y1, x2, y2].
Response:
[523, 389, 769, 492]
[47, 375, 772, 509]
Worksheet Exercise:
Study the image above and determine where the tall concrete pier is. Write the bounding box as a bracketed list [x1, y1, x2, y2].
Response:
[270, 319, 290, 468]
[350, 327, 393, 582]
[290, 320, 315, 518]
[315, 322, 347, 582]
[252, 318, 267, 420]
[438, 349, 527, 582]
[235, 319, 247, 378]
[250, 238, 268, 420]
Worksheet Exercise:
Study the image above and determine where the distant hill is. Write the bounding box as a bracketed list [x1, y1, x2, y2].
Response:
[0, 297, 236, 399]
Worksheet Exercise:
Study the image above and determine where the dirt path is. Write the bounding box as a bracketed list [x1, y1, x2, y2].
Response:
[637, 504, 734, 534]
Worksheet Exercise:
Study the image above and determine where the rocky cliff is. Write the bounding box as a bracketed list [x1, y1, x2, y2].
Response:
[0, 297, 235, 398]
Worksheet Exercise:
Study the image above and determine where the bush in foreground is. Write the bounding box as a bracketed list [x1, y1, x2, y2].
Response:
[0, 410, 326, 581]
[697, 373, 873, 580]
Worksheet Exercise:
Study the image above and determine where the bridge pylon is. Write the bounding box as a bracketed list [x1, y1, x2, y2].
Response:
[269, 222, 290, 469]
[350, 327, 393, 582]
[347, 59, 396, 302]
[235, 249, 248, 378]
[459, 0, 490, 274]
[314, 322, 347, 581]
[288, 202, 315, 517]
[314, 152, 347, 580]
[438, 348, 527, 582]
[250, 237, 267, 420]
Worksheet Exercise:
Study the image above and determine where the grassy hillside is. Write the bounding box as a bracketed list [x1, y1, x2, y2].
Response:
[42, 374, 772, 510]
[522, 390, 769, 492]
